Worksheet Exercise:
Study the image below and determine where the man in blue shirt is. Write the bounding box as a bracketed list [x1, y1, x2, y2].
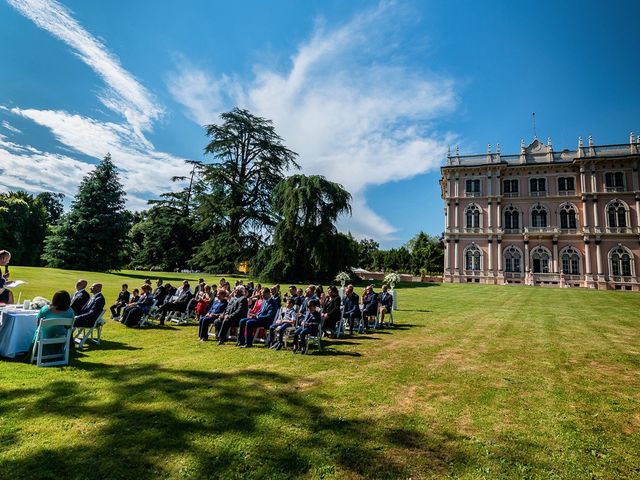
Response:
[198, 290, 229, 341]
[237, 288, 279, 348]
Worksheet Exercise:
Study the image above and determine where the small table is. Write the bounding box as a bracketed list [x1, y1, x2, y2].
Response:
[0, 309, 38, 358]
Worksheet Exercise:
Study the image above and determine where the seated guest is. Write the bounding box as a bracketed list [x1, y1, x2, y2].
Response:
[298, 285, 318, 317]
[129, 288, 140, 304]
[316, 285, 326, 308]
[194, 284, 214, 320]
[156, 282, 193, 325]
[321, 286, 342, 337]
[378, 284, 393, 326]
[162, 283, 176, 305]
[121, 284, 155, 327]
[70, 279, 90, 315]
[236, 287, 279, 348]
[153, 279, 167, 305]
[0, 250, 13, 304]
[292, 299, 321, 354]
[32, 290, 74, 355]
[198, 290, 228, 341]
[174, 280, 192, 299]
[342, 284, 361, 335]
[284, 285, 298, 304]
[194, 278, 206, 296]
[295, 288, 305, 308]
[268, 297, 297, 350]
[271, 285, 282, 306]
[144, 278, 152, 286]
[216, 286, 249, 344]
[247, 292, 263, 317]
[74, 283, 105, 328]
[361, 285, 379, 330]
[110, 284, 130, 319]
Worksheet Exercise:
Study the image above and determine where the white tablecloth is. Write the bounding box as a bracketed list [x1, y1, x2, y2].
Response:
[0, 310, 38, 358]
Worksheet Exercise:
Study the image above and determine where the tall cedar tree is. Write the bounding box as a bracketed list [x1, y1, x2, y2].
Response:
[42, 154, 130, 271]
[129, 171, 205, 271]
[253, 174, 356, 282]
[0, 191, 48, 265]
[192, 108, 299, 272]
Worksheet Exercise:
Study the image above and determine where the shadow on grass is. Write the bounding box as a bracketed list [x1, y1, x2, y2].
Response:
[0, 363, 460, 479]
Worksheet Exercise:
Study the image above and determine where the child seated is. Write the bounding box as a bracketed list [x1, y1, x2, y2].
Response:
[268, 297, 297, 350]
[292, 299, 321, 354]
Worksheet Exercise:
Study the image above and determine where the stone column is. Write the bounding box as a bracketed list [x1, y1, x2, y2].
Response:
[444, 239, 450, 272]
[497, 239, 503, 272]
[497, 202, 502, 229]
[584, 240, 592, 275]
[488, 238, 493, 273]
[488, 201, 493, 229]
[635, 197, 640, 229]
[552, 241, 559, 273]
[454, 240, 459, 271]
[454, 202, 459, 229]
[592, 199, 600, 228]
[595, 241, 603, 278]
[524, 241, 530, 272]
[582, 198, 590, 231]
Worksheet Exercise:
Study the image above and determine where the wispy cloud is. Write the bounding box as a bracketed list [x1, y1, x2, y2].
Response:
[1, 120, 22, 134]
[7, 0, 163, 137]
[3, 0, 189, 209]
[167, 3, 456, 240]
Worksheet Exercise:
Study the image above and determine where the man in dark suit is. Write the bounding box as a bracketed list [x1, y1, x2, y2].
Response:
[153, 279, 167, 306]
[216, 286, 249, 344]
[361, 285, 379, 331]
[109, 284, 130, 319]
[156, 282, 193, 325]
[342, 284, 361, 335]
[321, 286, 342, 337]
[237, 287, 280, 348]
[70, 279, 90, 315]
[74, 283, 106, 328]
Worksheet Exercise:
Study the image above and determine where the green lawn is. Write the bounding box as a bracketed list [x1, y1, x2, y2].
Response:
[1, 267, 639, 479]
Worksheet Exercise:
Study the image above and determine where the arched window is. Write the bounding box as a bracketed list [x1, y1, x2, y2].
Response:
[531, 246, 551, 273]
[531, 204, 548, 228]
[609, 245, 633, 277]
[504, 205, 520, 231]
[464, 244, 482, 271]
[607, 200, 628, 228]
[465, 204, 481, 229]
[504, 245, 522, 273]
[559, 203, 578, 230]
[560, 246, 580, 274]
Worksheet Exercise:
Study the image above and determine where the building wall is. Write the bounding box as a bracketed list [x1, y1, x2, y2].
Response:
[441, 139, 640, 290]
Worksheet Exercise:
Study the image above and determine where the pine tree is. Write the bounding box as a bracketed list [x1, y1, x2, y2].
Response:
[42, 154, 131, 271]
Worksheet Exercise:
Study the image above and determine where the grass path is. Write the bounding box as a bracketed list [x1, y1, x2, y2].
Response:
[0, 267, 639, 479]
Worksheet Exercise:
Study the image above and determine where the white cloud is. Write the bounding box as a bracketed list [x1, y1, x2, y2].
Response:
[7, 0, 163, 136]
[1, 121, 22, 134]
[167, 3, 456, 241]
[2, 0, 189, 210]
[5, 107, 188, 204]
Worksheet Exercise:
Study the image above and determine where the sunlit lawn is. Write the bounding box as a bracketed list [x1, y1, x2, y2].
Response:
[1, 267, 639, 479]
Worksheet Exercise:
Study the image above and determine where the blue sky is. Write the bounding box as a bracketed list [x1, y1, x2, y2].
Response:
[0, 0, 638, 248]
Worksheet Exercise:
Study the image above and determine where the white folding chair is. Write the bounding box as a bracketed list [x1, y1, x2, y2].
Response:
[302, 316, 325, 354]
[31, 317, 74, 367]
[73, 310, 106, 348]
[255, 307, 282, 345]
[138, 300, 157, 327]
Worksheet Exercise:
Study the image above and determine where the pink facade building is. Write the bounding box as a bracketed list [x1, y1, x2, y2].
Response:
[440, 134, 640, 290]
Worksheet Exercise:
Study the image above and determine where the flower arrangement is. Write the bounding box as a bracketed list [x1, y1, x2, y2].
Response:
[334, 271, 351, 287]
[383, 272, 401, 290]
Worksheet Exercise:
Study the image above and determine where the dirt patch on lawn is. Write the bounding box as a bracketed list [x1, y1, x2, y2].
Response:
[623, 413, 640, 434]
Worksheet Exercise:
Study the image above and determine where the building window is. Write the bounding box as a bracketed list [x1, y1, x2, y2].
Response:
[558, 177, 575, 194]
[531, 247, 550, 273]
[610, 245, 633, 277]
[465, 204, 481, 228]
[605, 172, 625, 192]
[503, 179, 519, 196]
[504, 206, 520, 231]
[560, 247, 580, 274]
[531, 204, 548, 228]
[559, 204, 577, 230]
[464, 244, 482, 271]
[465, 179, 481, 196]
[504, 245, 522, 273]
[530, 178, 546, 196]
[607, 200, 628, 228]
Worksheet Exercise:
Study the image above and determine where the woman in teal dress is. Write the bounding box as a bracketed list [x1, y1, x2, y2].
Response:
[32, 290, 74, 351]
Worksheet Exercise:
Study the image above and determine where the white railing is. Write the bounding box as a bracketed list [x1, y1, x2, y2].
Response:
[463, 227, 482, 234]
[533, 273, 560, 283]
[558, 190, 576, 196]
[559, 228, 580, 234]
[530, 191, 547, 197]
[504, 272, 523, 279]
[463, 270, 482, 276]
[524, 227, 558, 234]
[464, 191, 482, 197]
[605, 186, 625, 193]
[503, 192, 519, 198]
[609, 276, 636, 283]
[503, 228, 522, 234]
[605, 227, 633, 234]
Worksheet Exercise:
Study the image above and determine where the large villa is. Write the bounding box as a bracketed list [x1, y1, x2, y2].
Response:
[440, 134, 640, 290]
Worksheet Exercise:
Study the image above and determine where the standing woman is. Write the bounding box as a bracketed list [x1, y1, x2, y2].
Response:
[0, 250, 13, 304]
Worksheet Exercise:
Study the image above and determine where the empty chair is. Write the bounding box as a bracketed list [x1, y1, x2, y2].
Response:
[31, 317, 74, 367]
